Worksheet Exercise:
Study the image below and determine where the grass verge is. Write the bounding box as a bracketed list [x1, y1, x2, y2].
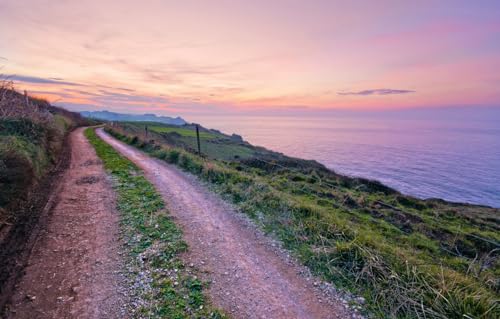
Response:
[85, 127, 226, 319]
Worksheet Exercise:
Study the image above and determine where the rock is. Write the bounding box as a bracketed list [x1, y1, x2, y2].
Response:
[230, 134, 243, 142]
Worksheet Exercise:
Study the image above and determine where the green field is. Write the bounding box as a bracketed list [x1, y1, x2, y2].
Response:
[106, 122, 500, 319]
[118, 122, 259, 160]
[148, 125, 218, 139]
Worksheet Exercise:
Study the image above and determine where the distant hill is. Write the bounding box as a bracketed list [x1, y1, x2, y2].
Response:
[80, 110, 186, 125]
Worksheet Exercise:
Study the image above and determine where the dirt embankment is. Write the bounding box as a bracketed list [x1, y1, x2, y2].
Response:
[0, 129, 71, 311]
[98, 128, 354, 319]
[4, 127, 126, 318]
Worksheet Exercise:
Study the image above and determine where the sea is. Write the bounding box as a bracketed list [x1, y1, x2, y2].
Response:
[189, 108, 500, 208]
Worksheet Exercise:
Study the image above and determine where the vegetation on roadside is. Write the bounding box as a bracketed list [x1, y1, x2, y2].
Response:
[85, 128, 226, 319]
[106, 122, 499, 319]
[115, 122, 261, 160]
[0, 83, 86, 225]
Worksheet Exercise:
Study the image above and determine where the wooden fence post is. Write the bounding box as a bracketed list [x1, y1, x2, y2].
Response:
[196, 124, 201, 155]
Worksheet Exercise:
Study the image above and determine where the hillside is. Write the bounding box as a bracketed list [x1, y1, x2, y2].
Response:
[106, 121, 500, 318]
[80, 110, 186, 125]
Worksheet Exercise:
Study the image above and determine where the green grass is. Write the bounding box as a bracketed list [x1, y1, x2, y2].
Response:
[0, 116, 75, 219]
[149, 125, 218, 139]
[0, 134, 49, 177]
[85, 127, 226, 319]
[119, 122, 258, 160]
[0, 118, 68, 176]
[106, 124, 500, 319]
[179, 136, 256, 160]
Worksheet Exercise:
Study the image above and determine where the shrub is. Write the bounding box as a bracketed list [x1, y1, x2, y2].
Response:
[167, 149, 180, 164]
[179, 153, 203, 174]
[0, 148, 34, 208]
[154, 149, 169, 160]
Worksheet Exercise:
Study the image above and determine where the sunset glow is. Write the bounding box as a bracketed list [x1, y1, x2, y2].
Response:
[1, 1, 499, 115]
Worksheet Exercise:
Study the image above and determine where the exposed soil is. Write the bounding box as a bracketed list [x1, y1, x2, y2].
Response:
[5, 128, 127, 318]
[97, 128, 354, 319]
[0, 130, 72, 311]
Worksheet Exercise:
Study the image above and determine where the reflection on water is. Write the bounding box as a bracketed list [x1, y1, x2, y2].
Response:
[188, 111, 500, 207]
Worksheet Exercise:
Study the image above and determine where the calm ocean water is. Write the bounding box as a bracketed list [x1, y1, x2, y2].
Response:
[190, 109, 500, 208]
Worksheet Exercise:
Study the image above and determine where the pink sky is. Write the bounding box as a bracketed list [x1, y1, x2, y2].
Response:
[1, 0, 499, 116]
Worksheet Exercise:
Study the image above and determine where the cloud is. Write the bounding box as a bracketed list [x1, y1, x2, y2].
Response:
[7, 74, 79, 86]
[93, 84, 135, 92]
[62, 88, 102, 97]
[91, 91, 170, 105]
[114, 58, 246, 85]
[338, 88, 415, 96]
[0, 56, 7, 61]
[29, 90, 74, 99]
[112, 87, 135, 92]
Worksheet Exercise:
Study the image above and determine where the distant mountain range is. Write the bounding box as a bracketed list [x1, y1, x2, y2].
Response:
[80, 110, 186, 125]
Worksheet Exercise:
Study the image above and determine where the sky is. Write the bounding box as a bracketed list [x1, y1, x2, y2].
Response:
[1, 0, 499, 116]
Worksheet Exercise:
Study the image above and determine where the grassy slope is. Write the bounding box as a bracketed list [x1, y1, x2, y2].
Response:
[0, 88, 85, 223]
[149, 124, 218, 139]
[119, 122, 258, 160]
[107, 122, 499, 319]
[85, 128, 226, 319]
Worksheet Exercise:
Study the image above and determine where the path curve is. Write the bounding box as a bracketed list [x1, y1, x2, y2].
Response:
[7, 127, 127, 318]
[97, 128, 351, 319]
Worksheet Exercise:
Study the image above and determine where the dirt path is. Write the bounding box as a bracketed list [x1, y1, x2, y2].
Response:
[7, 128, 126, 318]
[97, 128, 352, 319]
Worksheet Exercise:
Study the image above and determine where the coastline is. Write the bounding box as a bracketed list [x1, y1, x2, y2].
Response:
[187, 114, 500, 208]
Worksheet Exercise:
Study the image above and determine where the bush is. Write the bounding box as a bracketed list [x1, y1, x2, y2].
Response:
[167, 150, 180, 164]
[202, 163, 228, 184]
[179, 153, 203, 174]
[0, 149, 34, 208]
[153, 149, 169, 160]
